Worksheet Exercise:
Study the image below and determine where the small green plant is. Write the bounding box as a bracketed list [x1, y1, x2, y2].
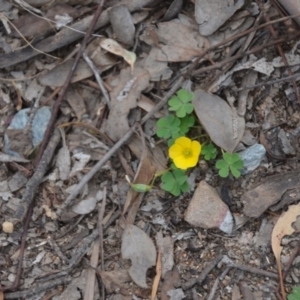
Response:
[216, 152, 244, 178]
[156, 114, 180, 139]
[161, 169, 189, 196]
[201, 144, 217, 160]
[288, 286, 300, 300]
[168, 89, 194, 118]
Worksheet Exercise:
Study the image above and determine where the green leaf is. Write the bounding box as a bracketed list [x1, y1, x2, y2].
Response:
[231, 159, 244, 170]
[168, 89, 194, 118]
[218, 166, 229, 178]
[230, 166, 241, 178]
[180, 181, 189, 193]
[223, 152, 234, 164]
[161, 169, 189, 196]
[156, 115, 180, 139]
[288, 286, 300, 300]
[131, 183, 152, 192]
[177, 89, 194, 103]
[216, 160, 228, 169]
[173, 169, 187, 186]
[201, 144, 217, 160]
[179, 115, 195, 135]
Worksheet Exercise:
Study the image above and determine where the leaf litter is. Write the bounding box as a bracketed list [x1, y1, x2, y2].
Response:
[1, 0, 300, 299]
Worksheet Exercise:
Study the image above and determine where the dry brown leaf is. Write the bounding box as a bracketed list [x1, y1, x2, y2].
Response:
[151, 251, 162, 300]
[140, 21, 210, 62]
[99, 270, 131, 294]
[103, 67, 150, 142]
[193, 89, 245, 153]
[100, 38, 136, 72]
[0, 291, 3, 300]
[84, 239, 99, 300]
[39, 59, 93, 87]
[121, 224, 156, 288]
[271, 203, 300, 299]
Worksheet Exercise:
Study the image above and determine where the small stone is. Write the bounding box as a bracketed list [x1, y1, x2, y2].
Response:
[2, 221, 14, 233]
[239, 144, 266, 175]
[184, 181, 233, 234]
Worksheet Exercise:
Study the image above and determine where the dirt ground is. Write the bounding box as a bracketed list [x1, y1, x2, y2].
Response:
[0, 0, 300, 299]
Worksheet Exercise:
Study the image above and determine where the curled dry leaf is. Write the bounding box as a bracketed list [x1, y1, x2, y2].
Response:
[193, 89, 245, 153]
[100, 38, 136, 72]
[271, 203, 300, 299]
[121, 224, 156, 288]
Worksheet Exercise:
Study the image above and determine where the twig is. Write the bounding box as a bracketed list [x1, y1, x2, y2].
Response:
[233, 72, 300, 91]
[83, 52, 111, 109]
[192, 32, 300, 76]
[3, 276, 71, 299]
[207, 266, 231, 300]
[258, 0, 300, 104]
[56, 76, 184, 215]
[98, 187, 107, 300]
[33, 0, 107, 168]
[182, 254, 223, 290]
[47, 236, 69, 265]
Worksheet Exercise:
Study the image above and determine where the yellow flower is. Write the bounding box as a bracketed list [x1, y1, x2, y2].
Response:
[169, 137, 201, 170]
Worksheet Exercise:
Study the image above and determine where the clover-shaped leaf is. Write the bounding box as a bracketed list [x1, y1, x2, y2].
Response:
[288, 287, 300, 300]
[168, 89, 194, 118]
[161, 169, 189, 196]
[179, 115, 195, 135]
[156, 115, 180, 139]
[201, 144, 217, 160]
[216, 152, 243, 178]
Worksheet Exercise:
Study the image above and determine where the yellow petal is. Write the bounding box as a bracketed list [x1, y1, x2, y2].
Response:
[175, 137, 191, 149]
[169, 144, 184, 159]
[173, 156, 188, 170]
[191, 140, 201, 157]
[184, 156, 198, 168]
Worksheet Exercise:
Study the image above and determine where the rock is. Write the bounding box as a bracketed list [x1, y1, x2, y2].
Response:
[4, 107, 52, 157]
[195, 0, 244, 36]
[184, 180, 233, 234]
[239, 143, 266, 175]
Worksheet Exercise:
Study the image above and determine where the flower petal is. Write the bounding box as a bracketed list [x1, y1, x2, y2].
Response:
[175, 136, 191, 149]
[173, 156, 188, 170]
[183, 156, 198, 168]
[169, 144, 184, 159]
[191, 140, 201, 157]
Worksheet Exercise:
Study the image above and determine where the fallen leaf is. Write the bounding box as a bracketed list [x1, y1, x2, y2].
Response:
[161, 268, 181, 300]
[121, 224, 156, 288]
[151, 251, 161, 300]
[271, 203, 300, 299]
[156, 231, 174, 278]
[71, 197, 97, 215]
[242, 172, 300, 218]
[99, 270, 131, 294]
[39, 59, 93, 87]
[140, 21, 210, 62]
[100, 38, 136, 72]
[103, 67, 150, 142]
[193, 89, 245, 153]
[108, 5, 135, 46]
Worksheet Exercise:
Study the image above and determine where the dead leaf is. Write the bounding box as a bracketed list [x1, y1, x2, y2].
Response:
[39, 59, 93, 87]
[140, 21, 210, 62]
[121, 224, 156, 288]
[161, 268, 181, 300]
[103, 67, 150, 142]
[100, 38, 136, 72]
[99, 270, 131, 294]
[151, 251, 161, 300]
[156, 231, 174, 278]
[71, 197, 96, 215]
[108, 5, 135, 46]
[242, 172, 300, 218]
[193, 89, 245, 153]
[271, 203, 300, 299]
